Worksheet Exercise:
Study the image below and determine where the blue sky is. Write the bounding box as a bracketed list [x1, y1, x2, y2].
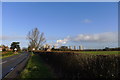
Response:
[2, 2, 118, 49]
[1, 0, 119, 2]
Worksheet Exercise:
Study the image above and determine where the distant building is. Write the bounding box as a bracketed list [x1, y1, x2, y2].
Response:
[0, 45, 9, 51]
[48, 45, 51, 49]
[53, 45, 57, 49]
[69, 46, 72, 50]
[74, 46, 76, 50]
[0, 47, 2, 51]
[43, 44, 52, 51]
[79, 45, 84, 50]
[46, 48, 51, 51]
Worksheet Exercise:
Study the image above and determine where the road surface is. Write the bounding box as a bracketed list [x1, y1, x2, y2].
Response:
[0, 52, 29, 79]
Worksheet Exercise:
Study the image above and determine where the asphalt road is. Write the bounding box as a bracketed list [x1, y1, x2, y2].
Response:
[0, 52, 29, 79]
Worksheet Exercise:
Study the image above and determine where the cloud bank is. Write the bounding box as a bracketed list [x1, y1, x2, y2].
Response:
[55, 32, 118, 46]
[0, 35, 25, 40]
[56, 36, 70, 44]
[73, 32, 118, 42]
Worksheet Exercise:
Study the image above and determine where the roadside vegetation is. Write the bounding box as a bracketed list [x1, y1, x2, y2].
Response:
[0, 51, 20, 59]
[37, 51, 120, 79]
[19, 53, 56, 79]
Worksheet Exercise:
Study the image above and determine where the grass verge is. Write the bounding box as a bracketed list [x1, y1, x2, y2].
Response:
[19, 53, 56, 79]
[0, 51, 20, 59]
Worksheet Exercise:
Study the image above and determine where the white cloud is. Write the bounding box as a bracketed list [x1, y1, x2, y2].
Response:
[73, 32, 118, 42]
[1, 36, 28, 48]
[0, 35, 26, 40]
[55, 32, 118, 44]
[57, 38, 68, 44]
[81, 19, 92, 23]
[56, 36, 70, 44]
[48, 36, 70, 47]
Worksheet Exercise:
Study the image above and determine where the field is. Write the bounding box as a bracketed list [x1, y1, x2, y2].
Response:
[34, 51, 120, 79]
[0, 51, 20, 59]
[75, 51, 119, 55]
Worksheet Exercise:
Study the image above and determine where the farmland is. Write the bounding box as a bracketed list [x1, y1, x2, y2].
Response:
[75, 51, 119, 55]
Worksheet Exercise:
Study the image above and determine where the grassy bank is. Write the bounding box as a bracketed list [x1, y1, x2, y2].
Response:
[19, 53, 56, 79]
[0, 51, 20, 59]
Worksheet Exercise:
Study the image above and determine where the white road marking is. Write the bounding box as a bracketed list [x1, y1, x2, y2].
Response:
[0, 61, 7, 64]
[2, 61, 7, 64]
[0, 54, 26, 64]
[10, 68, 14, 71]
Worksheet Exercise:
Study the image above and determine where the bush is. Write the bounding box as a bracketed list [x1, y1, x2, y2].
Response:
[36, 52, 120, 79]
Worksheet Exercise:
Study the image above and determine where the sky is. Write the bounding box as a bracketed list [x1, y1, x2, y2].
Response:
[1, 0, 119, 2]
[1, 2, 118, 49]
[0, 2, 2, 45]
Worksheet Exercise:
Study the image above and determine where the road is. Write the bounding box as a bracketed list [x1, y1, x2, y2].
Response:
[0, 52, 29, 79]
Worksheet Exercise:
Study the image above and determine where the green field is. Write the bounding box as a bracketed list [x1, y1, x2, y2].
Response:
[75, 51, 120, 55]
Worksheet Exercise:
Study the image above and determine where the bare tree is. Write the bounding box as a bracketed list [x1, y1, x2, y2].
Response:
[27, 28, 46, 50]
